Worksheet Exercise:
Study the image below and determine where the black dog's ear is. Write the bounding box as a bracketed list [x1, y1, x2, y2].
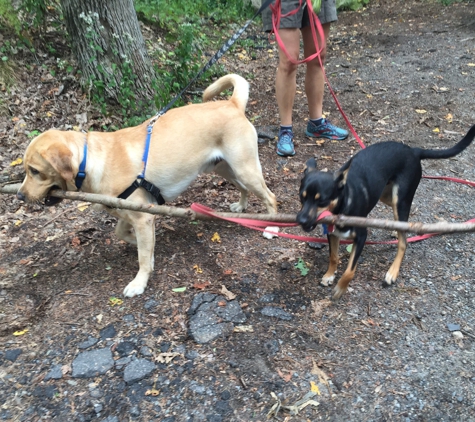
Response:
[304, 157, 317, 175]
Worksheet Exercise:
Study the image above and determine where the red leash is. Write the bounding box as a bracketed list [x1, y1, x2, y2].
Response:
[190, 204, 475, 245]
[191, 3, 475, 245]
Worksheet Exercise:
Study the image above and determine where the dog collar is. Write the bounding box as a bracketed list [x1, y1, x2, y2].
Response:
[75, 139, 87, 190]
[318, 210, 335, 234]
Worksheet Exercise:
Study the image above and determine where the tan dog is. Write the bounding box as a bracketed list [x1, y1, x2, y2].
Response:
[17, 74, 277, 297]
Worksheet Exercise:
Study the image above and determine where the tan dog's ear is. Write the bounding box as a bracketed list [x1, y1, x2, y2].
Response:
[41, 144, 74, 182]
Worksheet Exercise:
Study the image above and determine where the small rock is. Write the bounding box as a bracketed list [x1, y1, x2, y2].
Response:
[144, 299, 159, 311]
[78, 336, 99, 350]
[258, 294, 276, 303]
[140, 346, 153, 357]
[124, 359, 156, 384]
[452, 331, 464, 339]
[44, 364, 63, 381]
[260, 306, 293, 321]
[122, 314, 135, 323]
[221, 390, 231, 401]
[116, 341, 135, 357]
[308, 242, 325, 250]
[263, 339, 280, 355]
[5, 348, 22, 362]
[129, 405, 141, 418]
[100, 325, 117, 340]
[447, 323, 461, 332]
[72, 348, 114, 378]
[115, 356, 132, 369]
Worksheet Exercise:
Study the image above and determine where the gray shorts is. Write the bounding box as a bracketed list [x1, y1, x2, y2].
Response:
[262, 0, 337, 32]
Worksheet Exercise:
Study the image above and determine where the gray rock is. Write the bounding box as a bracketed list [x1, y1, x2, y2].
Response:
[188, 293, 247, 344]
[144, 299, 159, 311]
[5, 348, 22, 362]
[72, 348, 114, 378]
[78, 336, 99, 350]
[122, 314, 135, 323]
[99, 325, 117, 340]
[259, 293, 276, 303]
[447, 323, 461, 332]
[44, 364, 63, 380]
[101, 417, 119, 422]
[124, 358, 156, 384]
[261, 306, 293, 321]
[114, 356, 132, 369]
[140, 346, 153, 357]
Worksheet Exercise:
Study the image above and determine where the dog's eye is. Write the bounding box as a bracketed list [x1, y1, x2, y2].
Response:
[29, 167, 40, 176]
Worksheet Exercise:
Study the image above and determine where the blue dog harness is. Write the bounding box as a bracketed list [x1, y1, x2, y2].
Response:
[74, 124, 165, 205]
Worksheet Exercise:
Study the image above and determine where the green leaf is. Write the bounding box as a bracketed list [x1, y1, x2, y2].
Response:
[346, 244, 353, 253]
[172, 287, 186, 293]
[295, 258, 309, 276]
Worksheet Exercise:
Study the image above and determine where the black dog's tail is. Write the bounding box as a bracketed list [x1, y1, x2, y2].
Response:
[414, 124, 475, 160]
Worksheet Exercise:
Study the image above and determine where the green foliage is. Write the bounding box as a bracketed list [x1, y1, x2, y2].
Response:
[295, 258, 310, 276]
[135, 0, 253, 28]
[336, 0, 370, 11]
[437, 0, 471, 4]
[0, 0, 21, 33]
[0, 0, 60, 34]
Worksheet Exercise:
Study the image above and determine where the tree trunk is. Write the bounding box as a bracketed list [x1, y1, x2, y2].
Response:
[61, 0, 155, 101]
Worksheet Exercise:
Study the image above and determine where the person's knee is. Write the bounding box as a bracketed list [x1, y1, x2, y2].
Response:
[278, 58, 298, 76]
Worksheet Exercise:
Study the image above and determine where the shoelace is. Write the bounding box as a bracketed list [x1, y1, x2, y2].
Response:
[279, 131, 294, 144]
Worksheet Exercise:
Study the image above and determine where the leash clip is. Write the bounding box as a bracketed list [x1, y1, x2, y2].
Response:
[148, 111, 163, 128]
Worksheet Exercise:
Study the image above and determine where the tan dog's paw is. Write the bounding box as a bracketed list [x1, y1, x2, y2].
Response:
[229, 202, 246, 213]
[123, 280, 146, 297]
[262, 226, 279, 239]
[321, 274, 335, 286]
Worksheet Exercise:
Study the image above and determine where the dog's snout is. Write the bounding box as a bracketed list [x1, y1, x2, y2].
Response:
[16, 191, 26, 202]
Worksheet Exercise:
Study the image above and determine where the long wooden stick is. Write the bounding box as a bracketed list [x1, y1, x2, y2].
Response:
[2, 183, 475, 235]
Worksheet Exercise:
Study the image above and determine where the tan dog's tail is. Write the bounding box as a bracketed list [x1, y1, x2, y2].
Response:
[202, 74, 249, 113]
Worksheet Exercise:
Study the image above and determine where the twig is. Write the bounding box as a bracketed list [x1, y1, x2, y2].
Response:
[3, 183, 475, 235]
[42, 207, 77, 228]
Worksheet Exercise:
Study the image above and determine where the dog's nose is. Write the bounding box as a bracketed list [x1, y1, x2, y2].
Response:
[16, 191, 26, 202]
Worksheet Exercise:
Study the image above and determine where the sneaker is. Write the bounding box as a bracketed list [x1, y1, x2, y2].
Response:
[306, 119, 349, 140]
[276, 130, 295, 156]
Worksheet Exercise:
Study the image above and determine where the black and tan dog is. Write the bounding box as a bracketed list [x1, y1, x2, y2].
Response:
[297, 124, 475, 299]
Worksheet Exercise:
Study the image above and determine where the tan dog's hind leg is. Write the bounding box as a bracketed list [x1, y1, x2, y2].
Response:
[214, 160, 277, 214]
[119, 211, 156, 297]
[384, 231, 406, 286]
[321, 234, 340, 286]
[332, 242, 357, 300]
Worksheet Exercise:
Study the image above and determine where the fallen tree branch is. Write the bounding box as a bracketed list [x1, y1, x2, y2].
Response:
[2, 183, 475, 235]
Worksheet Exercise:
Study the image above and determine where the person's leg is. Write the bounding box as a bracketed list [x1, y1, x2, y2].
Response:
[302, 22, 349, 140]
[275, 28, 301, 156]
[302, 22, 330, 120]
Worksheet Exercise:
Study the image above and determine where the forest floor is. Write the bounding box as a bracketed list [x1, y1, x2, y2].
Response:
[1, 0, 475, 421]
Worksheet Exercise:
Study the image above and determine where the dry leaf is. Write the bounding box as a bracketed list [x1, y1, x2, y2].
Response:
[13, 328, 29, 336]
[145, 388, 160, 396]
[211, 232, 221, 243]
[233, 325, 254, 333]
[193, 265, 203, 274]
[10, 158, 23, 166]
[161, 222, 175, 231]
[193, 281, 210, 290]
[310, 381, 321, 395]
[220, 285, 236, 300]
[156, 352, 180, 364]
[415, 109, 427, 114]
